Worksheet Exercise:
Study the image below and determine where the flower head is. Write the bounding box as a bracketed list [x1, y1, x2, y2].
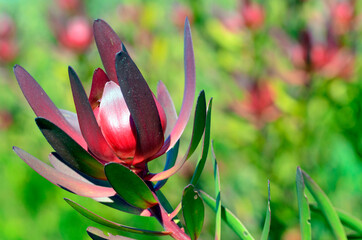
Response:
[13, 18, 196, 200]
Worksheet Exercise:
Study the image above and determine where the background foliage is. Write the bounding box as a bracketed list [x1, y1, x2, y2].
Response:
[0, 0, 361, 239]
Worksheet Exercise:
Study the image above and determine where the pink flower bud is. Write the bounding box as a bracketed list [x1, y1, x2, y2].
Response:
[59, 17, 93, 52]
[241, 2, 265, 30]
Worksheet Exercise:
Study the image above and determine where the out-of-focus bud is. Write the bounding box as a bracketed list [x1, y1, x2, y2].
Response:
[0, 14, 16, 38]
[0, 109, 13, 130]
[57, 0, 82, 12]
[331, 1, 354, 35]
[172, 5, 194, 30]
[241, 1, 265, 30]
[58, 16, 93, 52]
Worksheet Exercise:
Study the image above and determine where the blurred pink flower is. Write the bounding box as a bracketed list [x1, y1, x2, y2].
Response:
[241, 0, 265, 30]
[0, 13, 18, 63]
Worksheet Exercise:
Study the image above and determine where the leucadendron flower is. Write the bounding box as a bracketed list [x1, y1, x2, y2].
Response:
[13, 18, 196, 201]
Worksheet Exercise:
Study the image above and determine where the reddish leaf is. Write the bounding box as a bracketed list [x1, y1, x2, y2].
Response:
[89, 68, 110, 109]
[14, 65, 87, 149]
[93, 19, 122, 83]
[115, 52, 164, 165]
[157, 81, 177, 137]
[68, 67, 117, 163]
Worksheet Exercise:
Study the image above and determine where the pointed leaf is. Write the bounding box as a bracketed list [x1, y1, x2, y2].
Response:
[211, 142, 221, 240]
[182, 184, 204, 240]
[98, 195, 148, 216]
[69, 66, 116, 163]
[89, 68, 110, 108]
[59, 109, 81, 135]
[296, 167, 312, 240]
[13, 147, 115, 198]
[36, 117, 106, 180]
[302, 170, 347, 240]
[93, 19, 123, 83]
[157, 81, 178, 137]
[199, 190, 255, 240]
[310, 204, 362, 235]
[115, 51, 164, 165]
[261, 181, 271, 240]
[154, 140, 180, 191]
[105, 163, 157, 209]
[190, 97, 212, 185]
[145, 91, 207, 181]
[14, 65, 86, 148]
[155, 18, 196, 156]
[87, 227, 135, 240]
[65, 198, 170, 236]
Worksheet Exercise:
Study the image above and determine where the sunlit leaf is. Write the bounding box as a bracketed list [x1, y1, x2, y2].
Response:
[296, 167, 312, 240]
[65, 199, 169, 236]
[199, 191, 255, 240]
[182, 184, 204, 240]
[261, 181, 271, 240]
[212, 142, 221, 240]
[87, 226, 135, 240]
[105, 163, 157, 209]
[190, 98, 213, 185]
[302, 170, 347, 240]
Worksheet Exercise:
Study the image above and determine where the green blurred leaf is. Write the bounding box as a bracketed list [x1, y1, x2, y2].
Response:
[261, 181, 271, 240]
[296, 167, 312, 240]
[310, 204, 362, 235]
[87, 226, 135, 239]
[190, 98, 213, 185]
[35, 117, 106, 180]
[182, 184, 204, 240]
[302, 170, 347, 240]
[105, 163, 157, 209]
[212, 142, 221, 240]
[65, 199, 170, 236]
[199, 191, 255, 240]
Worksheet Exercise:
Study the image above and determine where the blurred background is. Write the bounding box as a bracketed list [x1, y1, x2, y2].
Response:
[0, 0, 361, 239]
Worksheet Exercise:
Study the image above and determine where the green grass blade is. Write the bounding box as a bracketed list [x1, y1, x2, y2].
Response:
[212, 142, 221, 240]
[302, 170, 347, 240]
[296, 167, 312, 240]
[260, 181, 271, 240]
[199, 190, 255, 240]
[310, 204, 362, 234]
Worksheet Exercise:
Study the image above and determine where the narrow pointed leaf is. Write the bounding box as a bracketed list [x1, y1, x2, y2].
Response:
[89, 68, 110, 108]
[199, 190, 255, 240]
[190, 97, 213, 185]
[155, 17, 196, 156]
[13, 147, 116, 198]
[296, 167, 312, 240]
[115, 51, 164, 164]
[87, 227, 135, 240]
[154, 140, 180, 191]
[65, 199, 170, 236]
[104, 163, 157, 209]
[69, 66, 116, 163]
[36, 117, 106, 180]
[261, 181, 271, 240]
[93, 19, 123, 83]
[157, 81, 178, 137]
[145, 91, 207, 181]
[14, 65, 86, 148]
[310, 204, 362, 234]
[302, 170, 347, 240]
[182, 184, 204, 240]
[211, 142, 221, 240]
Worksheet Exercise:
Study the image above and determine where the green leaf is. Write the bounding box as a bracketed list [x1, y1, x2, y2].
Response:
[310, 204, 362, 235]
[65, 199, 170, 236]
[212, 142, 221, 240]
[105, 163, 157, 209]
[260, 181, 271, 240]
[182, 184, 204, 240]
[190, 98, 213, 186]
[296, 167, 312, 240]
[87, 226, 135, 239]
[199, 190, 255, 240]
[35, 117, 106, 180]
[302, 170, 347, 240]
